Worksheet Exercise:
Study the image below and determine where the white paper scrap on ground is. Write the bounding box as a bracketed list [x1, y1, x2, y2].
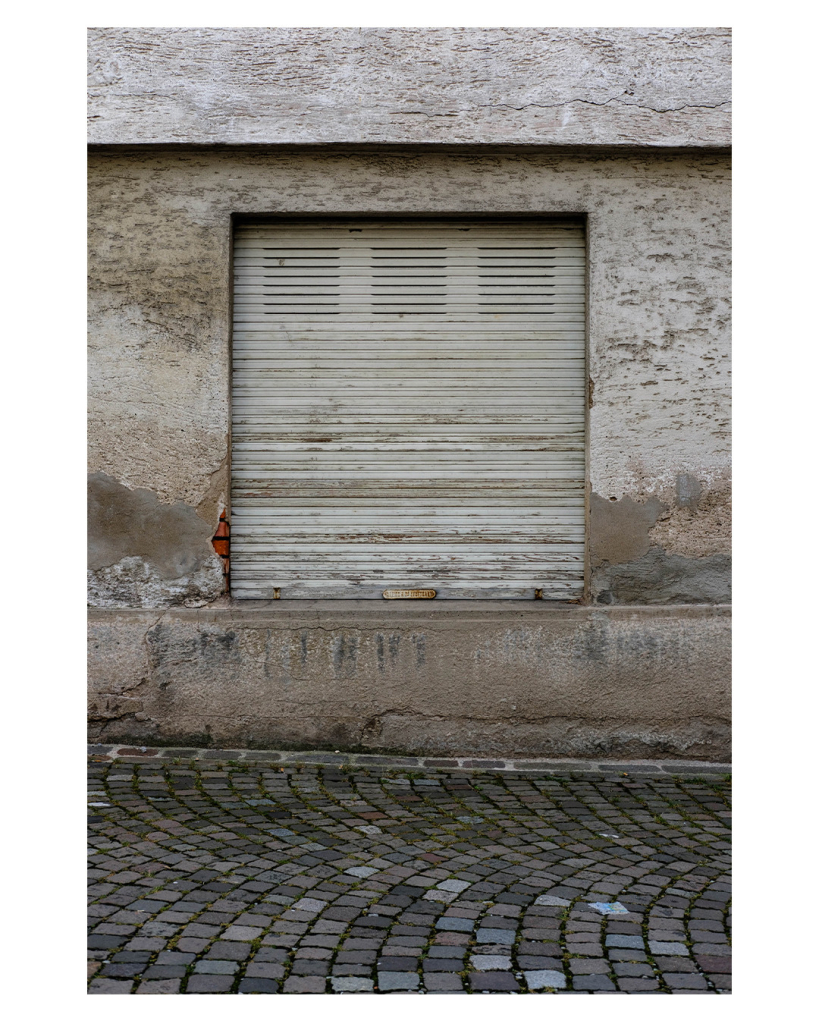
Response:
[588, 901, 629, 914]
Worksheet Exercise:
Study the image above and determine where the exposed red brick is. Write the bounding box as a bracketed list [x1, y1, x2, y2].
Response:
[214, 520, 229, 538]
[212, 538, 229, 556]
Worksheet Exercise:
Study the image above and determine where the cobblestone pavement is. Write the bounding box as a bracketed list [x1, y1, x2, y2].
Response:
[87, 748, 731, 995]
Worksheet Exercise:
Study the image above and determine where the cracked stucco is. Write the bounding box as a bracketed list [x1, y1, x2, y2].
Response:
[394, 99, 731, 117]
[87, 27, 731, 147]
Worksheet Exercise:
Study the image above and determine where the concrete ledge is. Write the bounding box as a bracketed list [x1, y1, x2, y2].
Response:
[88, 603, 730, 760]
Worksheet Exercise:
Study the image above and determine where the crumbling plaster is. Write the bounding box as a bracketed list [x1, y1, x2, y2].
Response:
[87, 473, 224, 607]
[88, 146, 730, 607]
[87, 27, 731, 148]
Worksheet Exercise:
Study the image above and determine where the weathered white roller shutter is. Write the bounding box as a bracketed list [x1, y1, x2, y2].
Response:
[231, 220, 586, 599]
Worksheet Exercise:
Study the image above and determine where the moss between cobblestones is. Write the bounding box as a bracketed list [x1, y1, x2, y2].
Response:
[89, 756, 730, 995]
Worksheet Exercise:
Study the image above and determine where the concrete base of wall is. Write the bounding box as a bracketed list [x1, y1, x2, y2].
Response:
[88, 603, 730, 760]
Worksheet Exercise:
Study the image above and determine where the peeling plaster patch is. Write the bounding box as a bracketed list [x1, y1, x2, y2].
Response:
[650, 480, 732, 559]
[592, 548, 731, 605]
[591, 485, 731, 602]
[89, 472, 217, 576]
[87, 557, 224, 609]
[590, 493, 665, 567]
[88, 473, 224, 607]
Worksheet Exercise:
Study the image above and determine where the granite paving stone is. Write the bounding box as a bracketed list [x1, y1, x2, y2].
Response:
[186, 976, 233, 992]
[435, 916, 474, 932]
[87, 748, 730, 995]
[238, 978, 281, 993]
[654, 955, 698, 971]
[424, 958, 464, 971]
[606, 934, 646, 949]
[136, 979, 181, 993]
[476, 927, 516, 943]
[424, 973, 465, 991]
[194, 960, 239, 974]
[142, 965, 187, 980]
[101, 963, 143, 978]
[283, 976, 326, 992]
[471, 954, 512, 970]
[88, 979, 134, 994]
[332, 977, 374, 992]
[525, 969, 567, 990]
[614, 962, 654, 977]
[378, 971, 420, 991]
[664, 972, 709, 989]
[573, 974, 617, 991]
[470, 971, 520, 991]
[244, 962, 285, 979]
[650, 941, 689, 955]
[619, 977, 661, 991]
[570, 958, 611, 974]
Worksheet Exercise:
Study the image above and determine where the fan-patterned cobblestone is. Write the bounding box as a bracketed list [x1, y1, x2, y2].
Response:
[87, 750, 731, 994]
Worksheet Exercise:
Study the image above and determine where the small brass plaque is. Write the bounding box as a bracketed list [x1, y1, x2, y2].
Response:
[383, 589, 437, 600]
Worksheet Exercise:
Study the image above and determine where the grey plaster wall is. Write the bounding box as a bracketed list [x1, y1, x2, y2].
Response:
[88, 604, 730, 760]
[88, 147, 731, 607]
[88, 28, 731, 149]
